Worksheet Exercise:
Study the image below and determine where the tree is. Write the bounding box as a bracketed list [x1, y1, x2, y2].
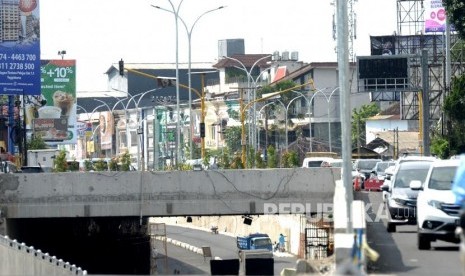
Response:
[351, 103, 380, 148]
[224, 126, 242, 153]
[53, 150, 68, 172]
[436, 75, 465, 156]
[444, 0, 465, 39]
[267, 145, 278, 168]
[120, 151, 132, 171]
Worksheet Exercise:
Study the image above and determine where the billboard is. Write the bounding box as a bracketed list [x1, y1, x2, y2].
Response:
[424, 0, 451, 33]
[370, 36, 396, 56]
[33, 59, 76, 144]
[0, 0, 41, 95]
[99, 111, 113, 150]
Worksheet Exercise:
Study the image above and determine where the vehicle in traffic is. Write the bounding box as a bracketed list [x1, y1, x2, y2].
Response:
[371, 161, 396, 180]
[412, 159, 461, 250]
[302, 157, 335, 168]
[382, 160, 432, 232]
[382, 156, 436, 202]
[236, 233, 273, 257]
[353, 159, 382, 189]
[18, 166, 46, 173]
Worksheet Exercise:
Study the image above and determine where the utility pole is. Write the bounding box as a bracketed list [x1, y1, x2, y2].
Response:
[421, 49, 430, 156]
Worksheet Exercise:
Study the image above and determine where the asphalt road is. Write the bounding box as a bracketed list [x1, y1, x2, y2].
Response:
[157, 224, 298, 275]
[356, 191, 462, 275]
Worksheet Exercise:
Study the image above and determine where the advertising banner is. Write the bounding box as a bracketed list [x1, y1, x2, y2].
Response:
[35, 59, 76, 144]
[99, 111, 113, 150]
[0, 0, 41, 95]
[424, 0, 450, 33]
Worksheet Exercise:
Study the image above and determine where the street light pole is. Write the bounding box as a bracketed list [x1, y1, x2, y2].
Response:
[257, 102, 275, 154]
[240, 81, 313, 167]
[223, 55, 271, 152]
[284, 95, 305, 150]
[153, 4, 225, 160]
[291, 87, 330, 152]
[128, 88, 161, 171]
[151, 0, 182, 166]
[322, 87, 339, 153]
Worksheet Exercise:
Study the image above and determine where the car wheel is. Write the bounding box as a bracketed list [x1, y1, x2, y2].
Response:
[387, 222, 396, 233]
[418, 233, 431, 250]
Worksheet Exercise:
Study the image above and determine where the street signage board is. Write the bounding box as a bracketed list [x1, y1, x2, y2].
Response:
[0, 0, 41, 95]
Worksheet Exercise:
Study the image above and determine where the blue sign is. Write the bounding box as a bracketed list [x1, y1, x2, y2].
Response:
[0, 0, 40, 96]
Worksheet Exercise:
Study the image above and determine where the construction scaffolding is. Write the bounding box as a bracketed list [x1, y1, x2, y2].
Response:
[359, 0, 465, 129]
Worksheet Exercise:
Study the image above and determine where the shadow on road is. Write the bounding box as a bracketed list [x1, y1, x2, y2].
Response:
[355, 191, 419, 275]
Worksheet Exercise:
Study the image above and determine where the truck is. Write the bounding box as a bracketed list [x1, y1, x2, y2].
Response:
[236, 233, 273, 256]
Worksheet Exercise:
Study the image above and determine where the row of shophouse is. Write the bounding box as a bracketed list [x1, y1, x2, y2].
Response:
[3, 34, 441, 169]
[71, 52, 371, 169]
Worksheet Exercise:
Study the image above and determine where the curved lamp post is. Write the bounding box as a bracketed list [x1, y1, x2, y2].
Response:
[257, 101, 276, 153]
[152, 4, 225, 160]
[291, 87, 330, 152]
[240, 81, 313, 167]
[223, 55, 271, 151]
[284, 94, 305, 150]
[127, 88, 161, 171]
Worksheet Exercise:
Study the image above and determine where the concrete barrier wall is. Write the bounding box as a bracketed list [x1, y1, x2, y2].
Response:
[0, 235, 86, 275]
[0, 168, 340, 219]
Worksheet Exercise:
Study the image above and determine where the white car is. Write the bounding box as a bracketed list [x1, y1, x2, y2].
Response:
[412, 159, 461, 250]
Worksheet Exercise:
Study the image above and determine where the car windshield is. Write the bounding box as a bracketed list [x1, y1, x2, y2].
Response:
[394, 166, 430, 188]
[253, 238, 272, 247]
[428, 166, 458, 190]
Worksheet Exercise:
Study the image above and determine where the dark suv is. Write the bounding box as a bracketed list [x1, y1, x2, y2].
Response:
[382, 161, 432, 232]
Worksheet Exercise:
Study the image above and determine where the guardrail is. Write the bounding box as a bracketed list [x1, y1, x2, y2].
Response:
[0, 235, 87, 275]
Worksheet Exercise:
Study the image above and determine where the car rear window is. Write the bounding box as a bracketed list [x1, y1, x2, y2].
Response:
[357, 160, 380, 170]
[305, 161, 324, 167]
[428, 166, 458, 190]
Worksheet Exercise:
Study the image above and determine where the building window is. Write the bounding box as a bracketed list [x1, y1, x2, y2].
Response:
[119, 131, 127, 148]
[131, 131, 138, 147]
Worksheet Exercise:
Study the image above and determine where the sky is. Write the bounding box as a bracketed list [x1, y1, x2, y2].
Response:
[39, 0, 398, 92]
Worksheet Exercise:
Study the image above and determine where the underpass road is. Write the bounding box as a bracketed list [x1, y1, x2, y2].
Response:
[164, 224, 298, 275]
[356, 191, 461, 275]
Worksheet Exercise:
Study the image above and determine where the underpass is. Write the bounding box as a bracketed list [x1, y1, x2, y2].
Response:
[0, 168, 339, 274]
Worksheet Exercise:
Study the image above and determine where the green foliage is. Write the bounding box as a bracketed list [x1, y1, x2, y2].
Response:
[247, 147, 255, 168]
[120, 151, 132, 171]
[224, 126, 243, 153]
[179, 163, 193, 171]
[351, 103, 380, 148]
[94, 159, 108, 171]
[27, 135, 48, 150]
[84, 160, 93, 171]
[281, 150, 299, 168]
[444, 0, 465, 39]
[255, 151, 266, 168]
[441, 75, 465, 155]
[267, 145, 278, 168]
[53, 150, 68, 172]
[109, 158, 118, 171]
[444, 75, 465, 121]
[219, 148, 231, 169]
[203, 150, 212, 168]
[231, 155, 244, 169]
[67, 160, 80, 171]
[430, 137, 450, 159]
